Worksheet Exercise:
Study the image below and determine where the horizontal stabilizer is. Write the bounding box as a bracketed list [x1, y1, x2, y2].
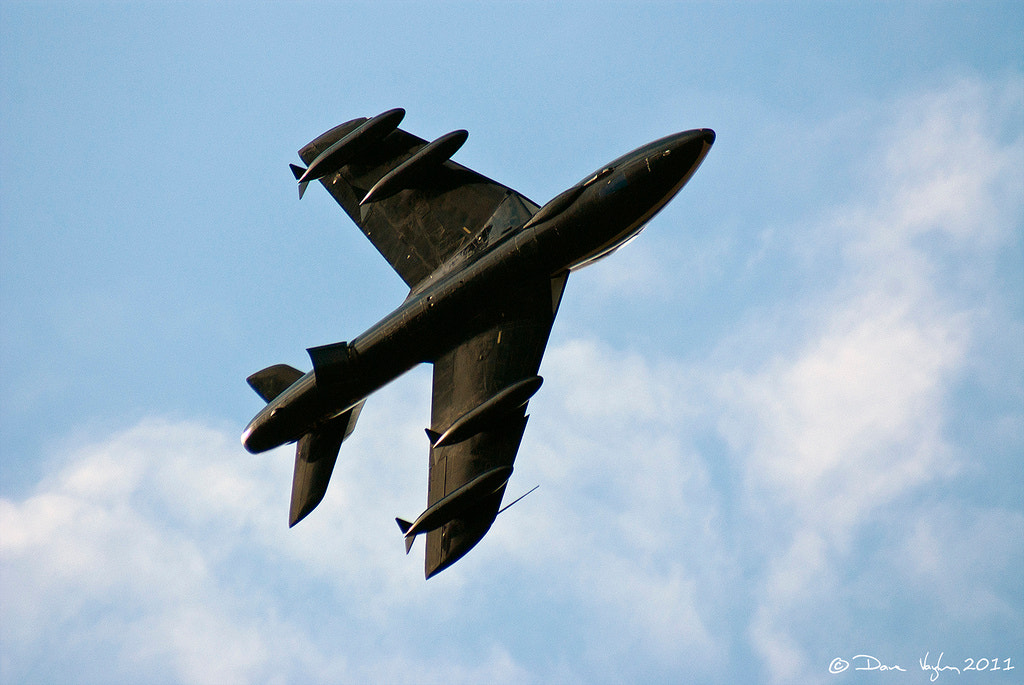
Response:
[247, 364, 304, 403]
[289, 399, 365, 526]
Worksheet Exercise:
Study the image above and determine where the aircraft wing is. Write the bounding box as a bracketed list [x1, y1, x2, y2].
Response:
[421, 272, 569, 578]
[299, 119, 539, 289]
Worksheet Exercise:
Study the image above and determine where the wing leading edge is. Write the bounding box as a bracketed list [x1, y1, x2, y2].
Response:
[422, 272, 568, 578]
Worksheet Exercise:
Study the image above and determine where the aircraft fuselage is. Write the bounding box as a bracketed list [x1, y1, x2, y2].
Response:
[242, 128, 714, 454]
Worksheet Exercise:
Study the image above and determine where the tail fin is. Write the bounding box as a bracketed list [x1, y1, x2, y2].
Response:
[395, 518, 415, 553]
[290, 163, 309, 199]
[307, 341, 353, 388]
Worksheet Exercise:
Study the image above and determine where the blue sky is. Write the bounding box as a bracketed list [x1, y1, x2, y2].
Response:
[2, 2, 1022, 683]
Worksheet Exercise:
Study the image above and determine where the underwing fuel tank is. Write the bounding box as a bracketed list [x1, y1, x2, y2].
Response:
[396, 465, 513, 553]
[361, 129, 469, 205]
[291, 108, 405, 198]
[425, 376, 543, 447]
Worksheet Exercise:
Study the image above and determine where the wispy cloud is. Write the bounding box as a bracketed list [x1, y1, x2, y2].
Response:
[2, 76, 1021, 685]
[1, 420, 296, 684]
[707, 75, 1024, 682]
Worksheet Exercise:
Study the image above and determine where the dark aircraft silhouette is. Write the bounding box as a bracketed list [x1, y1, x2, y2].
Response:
[243, 109, 714, 578]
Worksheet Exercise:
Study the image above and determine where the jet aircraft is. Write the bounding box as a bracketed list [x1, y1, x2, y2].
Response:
[243, 109, 714, 578]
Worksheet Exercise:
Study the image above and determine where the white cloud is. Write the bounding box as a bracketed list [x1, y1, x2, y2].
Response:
[707, 76, 1024, 682]
[0, 419, 304, 684]
[723, 292, 965, 531]
[0, 385, 559, 684]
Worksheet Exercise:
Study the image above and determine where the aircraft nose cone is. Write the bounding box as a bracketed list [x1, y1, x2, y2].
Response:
[667, 129, 714, 160]
[661, 128, 714, 175]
